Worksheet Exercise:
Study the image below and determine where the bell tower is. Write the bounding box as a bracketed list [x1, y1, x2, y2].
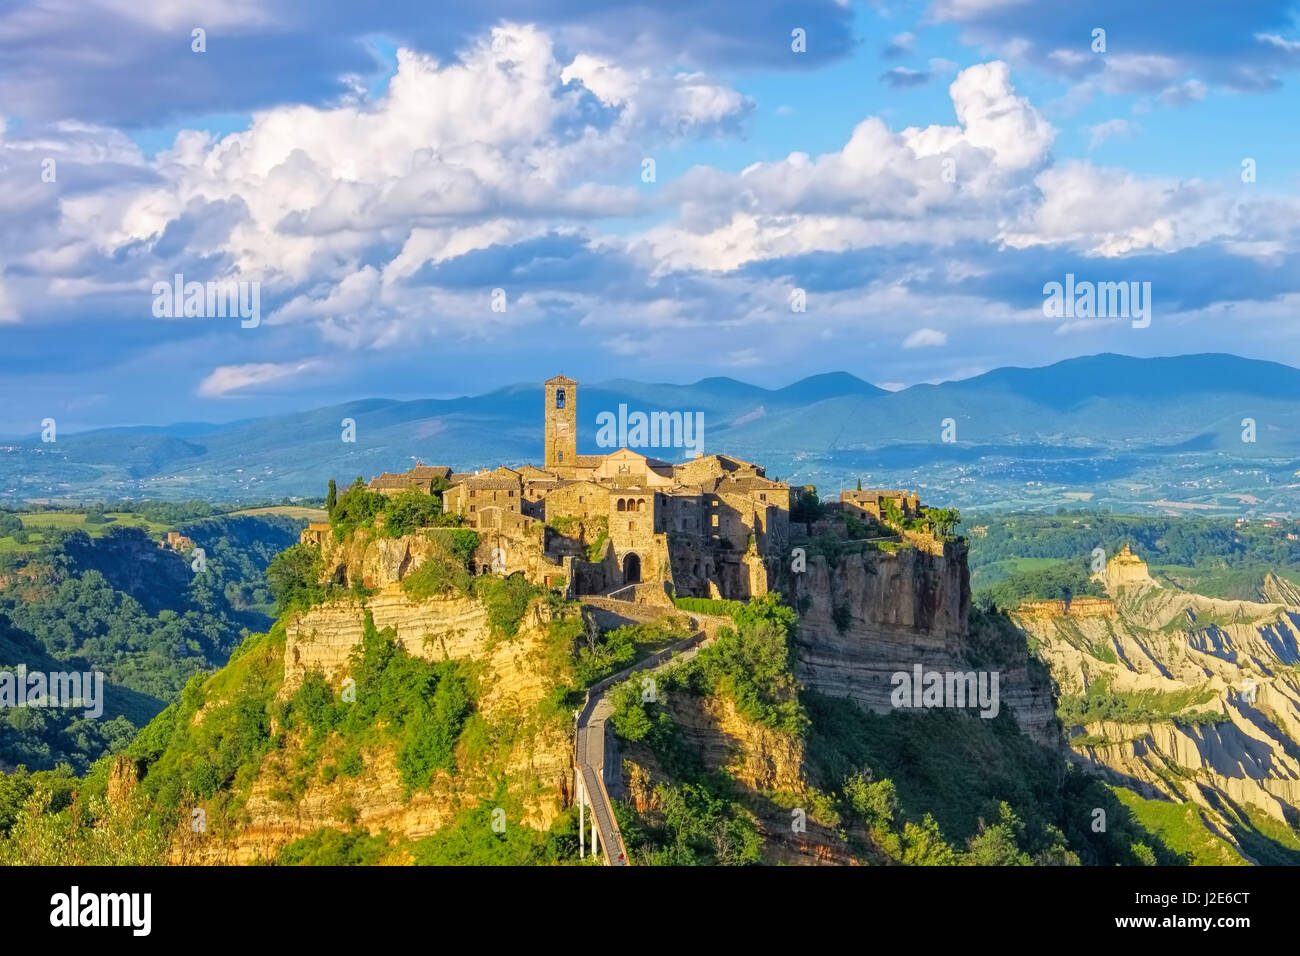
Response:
[544, 375, 578, 469]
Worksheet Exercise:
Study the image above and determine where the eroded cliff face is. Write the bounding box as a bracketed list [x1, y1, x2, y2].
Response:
[284, 588, 484, 693]
[619, 691, 861, 865]
[170, 584, 575, 864]
[1014, 577, 1300, 847]
[786, 545, 1056, 742]
[315, 527, 447, 589]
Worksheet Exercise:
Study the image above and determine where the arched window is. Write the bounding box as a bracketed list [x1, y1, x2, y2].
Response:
[637, 498, 646, 511]
[616, 499, 626, 512]
[556, 389, 566, 408]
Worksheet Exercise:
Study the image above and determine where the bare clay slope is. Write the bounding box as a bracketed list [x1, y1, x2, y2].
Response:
[1013, 554, 1300, 856]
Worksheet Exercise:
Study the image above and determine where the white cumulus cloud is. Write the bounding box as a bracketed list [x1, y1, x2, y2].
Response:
[903, 327, 949, 348]
[197, 360, 320, 397]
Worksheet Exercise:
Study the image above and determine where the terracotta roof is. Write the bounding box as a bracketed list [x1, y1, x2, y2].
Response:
[600, 448, 674, 468]
[410, 465, 451, 479]
[370, 474, 431, 489]
[721, 476, 787, 491]
[451, 476, 521, 490]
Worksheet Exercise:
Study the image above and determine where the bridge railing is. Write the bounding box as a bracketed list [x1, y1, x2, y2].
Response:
[574, 628, 718, 866]
[592, 767, 628, 866]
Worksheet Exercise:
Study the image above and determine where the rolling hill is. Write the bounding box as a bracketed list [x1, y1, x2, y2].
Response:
[4, 353, 1300, 514]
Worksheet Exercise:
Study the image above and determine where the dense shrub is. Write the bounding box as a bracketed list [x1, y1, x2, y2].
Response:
[690, 595, 806, 734]
[266, 544, 327, 615]
[277, 827, 389, 865]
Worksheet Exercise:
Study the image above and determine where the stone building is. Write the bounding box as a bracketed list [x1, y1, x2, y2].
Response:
[368, 461, 453, 496]
[342, 375, 793, 602]
[839, 488, 920, 521]
[161, 531, 196, 552]
[519, 375, 790, 599]
[443, 468, 524, 526]
[300, 522, 331, 549]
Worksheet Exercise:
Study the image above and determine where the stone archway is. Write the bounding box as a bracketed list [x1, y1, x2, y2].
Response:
[622, 552, 641, 585]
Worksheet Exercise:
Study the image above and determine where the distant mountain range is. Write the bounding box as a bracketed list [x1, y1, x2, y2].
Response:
[5, 353, 1300, 514]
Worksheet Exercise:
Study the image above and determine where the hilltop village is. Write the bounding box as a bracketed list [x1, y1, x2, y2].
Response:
[302, 375, 932, 603]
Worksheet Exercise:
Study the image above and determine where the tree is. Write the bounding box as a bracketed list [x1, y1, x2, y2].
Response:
[965, 804, 1031, 865]
[790, 488, 823, 523]
[266, 544, 325, 614]
[856, 477, 862, 491]
[326, 479, 337, 517]
[882, 498, 904, 529]
[901, 814, 959, 865]
[1130, 842, 1158, 866]
[329, 479, 388, 540]
[926, 507, 962, 539]
[697, 595, 805, 733]
[384, 487, 440, 537]
[844, 771, 898, 829]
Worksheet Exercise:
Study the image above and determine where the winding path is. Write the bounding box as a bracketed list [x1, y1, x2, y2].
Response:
[573, 603, 728, 866]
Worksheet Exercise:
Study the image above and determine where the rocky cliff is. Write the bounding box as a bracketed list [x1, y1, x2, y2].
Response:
[170, 581, 577, 863]
[314, 526, 450, 589]
[149, 524, 1068, 864]
[787, 544, 1057, 743]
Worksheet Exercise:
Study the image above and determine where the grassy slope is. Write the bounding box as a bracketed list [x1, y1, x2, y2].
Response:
[1111, 788, 1246, 866]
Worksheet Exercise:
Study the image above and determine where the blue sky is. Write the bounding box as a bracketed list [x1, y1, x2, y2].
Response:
[3, 0, 1300, 433]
